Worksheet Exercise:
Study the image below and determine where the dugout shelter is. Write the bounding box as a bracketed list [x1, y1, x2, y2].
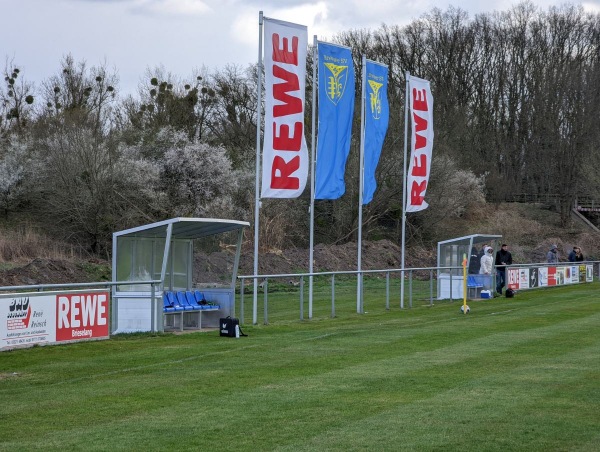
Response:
[111, 218, 249, 333]
[437, 233, 502, 299]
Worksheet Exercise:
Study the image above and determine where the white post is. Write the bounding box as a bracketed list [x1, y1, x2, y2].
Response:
[253, 11, 264, 325]
[400, 71, 410, 309]
[357, 55, 366, 314]
[309, 35, 317, 319]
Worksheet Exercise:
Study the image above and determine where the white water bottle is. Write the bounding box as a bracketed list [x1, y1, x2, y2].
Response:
[235, 324, 240, 338]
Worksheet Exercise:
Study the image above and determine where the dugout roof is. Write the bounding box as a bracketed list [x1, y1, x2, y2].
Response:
[113, 217, 249, 240]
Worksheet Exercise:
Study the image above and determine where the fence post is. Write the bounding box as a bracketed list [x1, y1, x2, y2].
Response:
[400, 269, 404, 309]
[300, 276, 304, 320]
[386, 271, 390, 310]
[150, 282, 156, 333]
[409, 270, 413, 308]
[331, 274, 335, 318]
[430, 269, 434, 306]
[240, 278, 245, 325]
[450, 271, 453, 301]
[263, 278, 268, 325]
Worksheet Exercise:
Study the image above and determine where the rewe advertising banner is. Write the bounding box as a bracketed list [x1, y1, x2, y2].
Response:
[406, 75, 434, 212]
[261, 17, 308, 198]
[1, 290, 109, 351]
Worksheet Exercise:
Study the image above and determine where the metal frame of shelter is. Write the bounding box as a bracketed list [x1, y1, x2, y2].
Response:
[437, 233, 502, 299]
[111, 218, 249, 333]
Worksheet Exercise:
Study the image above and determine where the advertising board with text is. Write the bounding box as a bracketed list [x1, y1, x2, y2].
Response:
[1, 290, 109, 351]
[505, 265, 593, 294]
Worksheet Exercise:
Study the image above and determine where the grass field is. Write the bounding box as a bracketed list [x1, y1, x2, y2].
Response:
[1, 282, 599, 451]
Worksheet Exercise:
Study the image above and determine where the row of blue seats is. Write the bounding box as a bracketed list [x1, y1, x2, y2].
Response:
[467, 275, 483, 288]
[163, 291, 220, 313]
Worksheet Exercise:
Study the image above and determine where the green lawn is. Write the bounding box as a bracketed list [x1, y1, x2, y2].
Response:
[1, 282, 599, 451]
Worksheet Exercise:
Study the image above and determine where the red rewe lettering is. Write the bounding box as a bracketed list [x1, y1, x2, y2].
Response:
[411, 154, 428, 177]
[263, 22, 307, 197]
[271, 156, 300, 189]
[413, 113, 428, 150]
[413, 112, 427, 132]
[412, 88, 428, 111]
[273, 122, 302, 151]
[410, 180, 427, 206]
[272, 34, 298, 65]
[269, 35, 302, 191]
[273, 66, 302, 116]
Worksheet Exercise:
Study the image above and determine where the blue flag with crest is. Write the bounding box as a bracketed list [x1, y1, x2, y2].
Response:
[362, 60, 389, 204]
[315, 42, 355, 199]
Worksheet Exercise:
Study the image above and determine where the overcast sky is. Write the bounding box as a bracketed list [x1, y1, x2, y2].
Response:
[2, 0, 599, 96]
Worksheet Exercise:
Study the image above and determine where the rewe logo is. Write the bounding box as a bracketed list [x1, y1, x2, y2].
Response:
[55, 292, 109, 341]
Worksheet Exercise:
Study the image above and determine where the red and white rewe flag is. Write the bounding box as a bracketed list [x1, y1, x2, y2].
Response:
[261, 18, 308, 198]
[406, 75, 434, 212]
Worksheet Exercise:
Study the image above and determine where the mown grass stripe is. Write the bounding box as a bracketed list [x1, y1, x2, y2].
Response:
[0, 283, 598, 451]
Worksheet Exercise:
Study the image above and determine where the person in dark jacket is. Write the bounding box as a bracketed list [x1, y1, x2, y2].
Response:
[568, 246, 584, 262]
[495, 243, 512, 295]
[468, 246, 480, 274]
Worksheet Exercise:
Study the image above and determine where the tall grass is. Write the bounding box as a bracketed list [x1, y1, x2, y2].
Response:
[0, 225, 83, 263]
[1, 282, 598, 451]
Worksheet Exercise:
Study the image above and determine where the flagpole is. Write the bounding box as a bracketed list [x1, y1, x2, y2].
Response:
[309, 35, 317, 319]
[357, 55, 366, 314]
[253, 11, 264, 325]
[400, 71, 410, 309]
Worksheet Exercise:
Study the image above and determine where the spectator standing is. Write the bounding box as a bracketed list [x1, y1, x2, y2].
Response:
[479, 246, 494, 275]
[568, 246, 584, 262]
[468, 246, 480, 274]
[495, 243, 513, 295]
[547, 244, 559, 264]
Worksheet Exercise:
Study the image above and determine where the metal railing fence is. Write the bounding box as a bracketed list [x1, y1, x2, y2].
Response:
[238, 266, 462, 325]
[238, 261, 600, 325]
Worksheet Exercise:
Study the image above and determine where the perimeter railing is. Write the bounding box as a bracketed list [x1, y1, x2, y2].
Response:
[238, 262, 600, 325]
[238, 266, 464, 325]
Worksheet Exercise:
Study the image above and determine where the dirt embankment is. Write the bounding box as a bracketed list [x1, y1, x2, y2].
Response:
[0, 258, 102, 287]
[0, 240, 434, 287]
[2, 200, 599, 287]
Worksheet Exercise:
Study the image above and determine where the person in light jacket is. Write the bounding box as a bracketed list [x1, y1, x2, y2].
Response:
[479, 246, 494, 275]
[547, 244, 559, 264]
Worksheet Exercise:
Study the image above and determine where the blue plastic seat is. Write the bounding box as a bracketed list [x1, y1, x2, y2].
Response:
[185, 291, 203, 309]
[167, 292, 185, 311]
[174, 292, 194, 310]
[467, 276, 483, 288]
[163, 293, 176, 313]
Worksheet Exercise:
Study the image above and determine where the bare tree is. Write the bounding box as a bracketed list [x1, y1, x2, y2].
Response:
[0, 60, 35, 135]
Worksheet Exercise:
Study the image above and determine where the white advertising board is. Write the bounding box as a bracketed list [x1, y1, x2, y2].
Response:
[1, 290, 109, 351]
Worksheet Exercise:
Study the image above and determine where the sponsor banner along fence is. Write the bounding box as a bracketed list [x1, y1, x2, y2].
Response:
[1, 290, 109, 351]
[507, 264, 593, 291]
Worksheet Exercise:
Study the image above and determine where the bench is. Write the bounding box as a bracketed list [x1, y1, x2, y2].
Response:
[467, 275, 484, 298]
[162, 291, 220, 331]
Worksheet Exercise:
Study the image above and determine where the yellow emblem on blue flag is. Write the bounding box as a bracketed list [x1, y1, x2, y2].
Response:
[324, 63, 349, 105]
[315, 42, 355, 200]
[368, 80, 383, 119]
[362, 60, 389, 205]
